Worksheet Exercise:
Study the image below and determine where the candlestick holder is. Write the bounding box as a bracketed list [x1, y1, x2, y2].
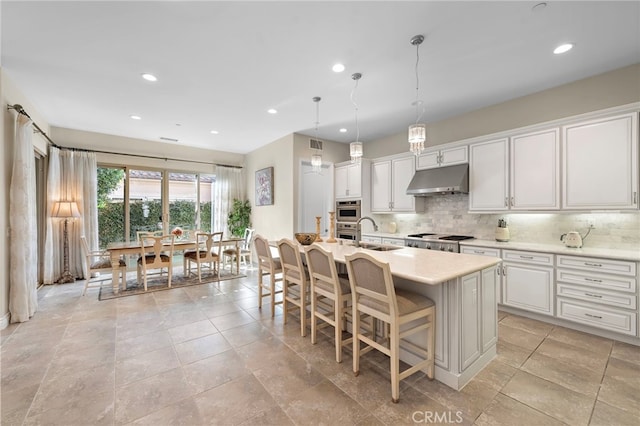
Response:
[314, 216, 323, 242]
[326, 211, 337, 243]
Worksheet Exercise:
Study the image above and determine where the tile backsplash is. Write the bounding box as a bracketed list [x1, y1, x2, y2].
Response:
[372, 194, 640, 249]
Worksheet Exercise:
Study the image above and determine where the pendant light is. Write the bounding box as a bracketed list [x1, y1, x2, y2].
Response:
[350, 72, 363, 164]
[311, 96, 323, 173]
[408, 34, 426, 155]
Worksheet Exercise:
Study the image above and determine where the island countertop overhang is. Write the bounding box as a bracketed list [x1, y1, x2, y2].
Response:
[306, 242, 502, 285]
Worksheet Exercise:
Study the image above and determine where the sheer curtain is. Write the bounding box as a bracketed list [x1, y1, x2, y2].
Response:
[9, 114, 38, 323]
[213, 166, 245, 237]
[43, 147, 98, 283]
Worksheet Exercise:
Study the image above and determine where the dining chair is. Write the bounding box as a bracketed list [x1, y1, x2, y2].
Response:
[345, 251, 435, 403]
[253, 234, 283, 317]
[304, 243, 353, 362]
[80, 236, 127, 295]
[183, 231, 223, 282]
[138, 234, 175, 291]
[277, 238, 310, 336]
[223, 228, 255, 273]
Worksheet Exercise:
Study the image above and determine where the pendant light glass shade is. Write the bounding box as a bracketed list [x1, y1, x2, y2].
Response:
[350, 141, 363, 164]
[408, 35, 426, 156]
[311, 153, 322, 172]
[311, 96, 323, 173]
[408, 123, 426, 155]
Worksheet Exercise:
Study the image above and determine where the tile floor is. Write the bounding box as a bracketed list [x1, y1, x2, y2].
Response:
[1, 270, 639, 425]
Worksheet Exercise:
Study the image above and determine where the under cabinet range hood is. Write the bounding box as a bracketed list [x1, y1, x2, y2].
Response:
[406, 163, 469, 196]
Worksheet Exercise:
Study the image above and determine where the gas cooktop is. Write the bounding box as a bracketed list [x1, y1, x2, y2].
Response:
[406, 233, 474, 241]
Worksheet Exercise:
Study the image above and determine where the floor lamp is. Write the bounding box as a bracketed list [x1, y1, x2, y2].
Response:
[52, 201, 81, 284]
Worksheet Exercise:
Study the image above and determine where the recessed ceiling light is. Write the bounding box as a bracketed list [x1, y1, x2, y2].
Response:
[267, 108, 278, 114]
[141, 73, 157, 82]
[553, 43, 574, 54]
[332, 63, 345, 73]
[210, 130, 219, 134]
[339, 128, 347, 133]
[130, 115, 142, 120]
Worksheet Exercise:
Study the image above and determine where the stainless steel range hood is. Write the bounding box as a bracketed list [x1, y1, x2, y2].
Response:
[406, 163, 469, 196]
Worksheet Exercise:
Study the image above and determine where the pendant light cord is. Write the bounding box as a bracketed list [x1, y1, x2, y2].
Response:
[350, 77, 360, 143]
[414, 42, 424, 125]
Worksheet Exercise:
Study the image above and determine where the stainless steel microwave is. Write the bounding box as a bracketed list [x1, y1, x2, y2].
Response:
[336, 200, 361, 222]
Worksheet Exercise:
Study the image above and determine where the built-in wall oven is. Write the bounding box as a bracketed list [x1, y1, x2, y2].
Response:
[336, 200, 361, 223]
[336, 222, 358, 241]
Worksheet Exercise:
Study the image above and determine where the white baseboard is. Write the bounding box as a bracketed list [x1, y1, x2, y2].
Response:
[0, 312, 9, 330]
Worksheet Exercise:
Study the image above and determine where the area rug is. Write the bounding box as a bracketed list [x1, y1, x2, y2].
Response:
[98, 267, 246, 300]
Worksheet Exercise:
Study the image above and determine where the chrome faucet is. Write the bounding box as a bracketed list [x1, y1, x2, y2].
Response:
[355, 216, 378, 247]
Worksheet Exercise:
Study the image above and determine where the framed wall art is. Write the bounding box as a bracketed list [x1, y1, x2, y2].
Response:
[255, 167, 274, 206]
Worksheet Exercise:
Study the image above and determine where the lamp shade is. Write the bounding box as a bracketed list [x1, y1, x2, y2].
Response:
[350, 141, 363, 163]
[52, 201, 81, 218]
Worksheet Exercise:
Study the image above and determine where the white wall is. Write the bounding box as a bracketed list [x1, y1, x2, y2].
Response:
[364, 63, 640, 159]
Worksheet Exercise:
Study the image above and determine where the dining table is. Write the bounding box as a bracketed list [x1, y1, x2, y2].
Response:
[106, 236, 244, 294]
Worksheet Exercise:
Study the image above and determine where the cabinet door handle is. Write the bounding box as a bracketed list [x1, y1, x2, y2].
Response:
[519, 255, 534, 260]
[634, 191, 637, 204]
[474, 250, 485, 255]
[510, 196, 514, 207]
[585, 277, 603, 283]
[585, 313, 602, 320]
[496, 267, 501, 276]
[584, 292, 603, 298]
[502, 266, 507, 276]
[504, 197, 508, 207]
[584, 262, 602, 267]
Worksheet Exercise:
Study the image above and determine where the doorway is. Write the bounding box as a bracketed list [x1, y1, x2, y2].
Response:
[299, 162, 333, 235]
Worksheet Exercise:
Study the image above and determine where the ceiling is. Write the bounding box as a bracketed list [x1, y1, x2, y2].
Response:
[2, 1, 639, 154]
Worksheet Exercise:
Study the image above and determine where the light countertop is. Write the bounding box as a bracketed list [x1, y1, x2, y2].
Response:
[460, 239, 640, 262]
[307, 242, 501, 286]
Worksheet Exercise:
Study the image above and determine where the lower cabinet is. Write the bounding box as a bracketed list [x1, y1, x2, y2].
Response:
[502, 250, 554, 316]
[461, 246, 502, 304]
[556, 255, 638, 336]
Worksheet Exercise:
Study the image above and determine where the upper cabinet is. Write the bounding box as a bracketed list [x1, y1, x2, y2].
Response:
[562, 113, 638, 210]
[417, 146, 468, 170]
[469, 129, 561, 211]
[335, 161, 366, 199]
[371, 155, 424, 213]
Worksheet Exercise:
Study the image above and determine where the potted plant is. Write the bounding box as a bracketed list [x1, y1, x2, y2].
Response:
[227, 199, 251, 237]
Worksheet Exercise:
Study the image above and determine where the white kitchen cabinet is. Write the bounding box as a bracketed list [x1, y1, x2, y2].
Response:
[460, 272, 481, 370]
[510, 129, 560, 210]
[469, 138, 509, 211]
[335, 162, 364, 199]
[563, 113, 638, 210]
[461, 246, 502, 304]
[371, 155, 424, 213]
[556, 255, 638, 336]
[361, 235, 382, 244]
[459, 266, 498, 370]
[469, 129, 560, 212]
[417, 145, 468, 170]
[502, 250, 554, 316]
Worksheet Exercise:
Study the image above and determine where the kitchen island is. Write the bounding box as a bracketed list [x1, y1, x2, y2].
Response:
[307, 242, 502, 390]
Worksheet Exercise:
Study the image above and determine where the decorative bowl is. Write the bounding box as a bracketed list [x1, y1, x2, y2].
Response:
[295, 233, 317, 245]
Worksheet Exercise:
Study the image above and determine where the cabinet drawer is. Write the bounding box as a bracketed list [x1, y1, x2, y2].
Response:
[381, 238, 405, 246]
[503, 250, 553, 266]
[556, 269, 636, 293]
[557, 283, 637, 310]
[361, 236, 382, 244]
[557, 298, 637, 336]
[461, 247, 500, 257]
[557, 255, 637, 277]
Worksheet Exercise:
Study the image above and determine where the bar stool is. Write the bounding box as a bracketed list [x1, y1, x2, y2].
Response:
[253, 234, 283, 317]
[304, 244, 353, 363]
[345, 252, 435, 403]
[277, 238, 310, 336]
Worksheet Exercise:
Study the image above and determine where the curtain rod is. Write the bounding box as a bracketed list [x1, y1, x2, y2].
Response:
[6, 103, 243, 169]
